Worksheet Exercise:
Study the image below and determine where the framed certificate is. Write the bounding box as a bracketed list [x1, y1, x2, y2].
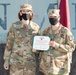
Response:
[32, 36, 50, 51]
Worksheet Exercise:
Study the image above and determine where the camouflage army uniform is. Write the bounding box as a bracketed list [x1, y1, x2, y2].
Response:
[4, 21, 40, 75]
[39, 24, 75, 75]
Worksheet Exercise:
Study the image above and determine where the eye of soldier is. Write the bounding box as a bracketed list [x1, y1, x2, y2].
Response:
[22, 10, 31, 13]
[50, 16, 57, 18]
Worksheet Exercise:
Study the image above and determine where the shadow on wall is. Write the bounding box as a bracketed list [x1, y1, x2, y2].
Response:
[70, 46, 76, 75]
[0, 43, 9, 75]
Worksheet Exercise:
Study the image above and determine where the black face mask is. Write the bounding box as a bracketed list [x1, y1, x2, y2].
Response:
[49, 18, 58, 25]
[22, 13, 30, 20]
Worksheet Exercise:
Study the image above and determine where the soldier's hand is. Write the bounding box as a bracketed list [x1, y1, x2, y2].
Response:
[32, 49, 37, 53]
[4, 63, 9, 70]
[49, 41, 59, 48]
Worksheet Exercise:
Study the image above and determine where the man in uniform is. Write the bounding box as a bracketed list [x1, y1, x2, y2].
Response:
[39, 9, 75, 75]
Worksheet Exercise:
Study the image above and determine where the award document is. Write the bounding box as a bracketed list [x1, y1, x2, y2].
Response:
[33, 36, 50, 51]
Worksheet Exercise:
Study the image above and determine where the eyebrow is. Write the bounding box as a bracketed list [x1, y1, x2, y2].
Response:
[50, 16, 57, 18]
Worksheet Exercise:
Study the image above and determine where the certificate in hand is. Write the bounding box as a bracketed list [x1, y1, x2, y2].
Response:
[32, 36, 50, 51]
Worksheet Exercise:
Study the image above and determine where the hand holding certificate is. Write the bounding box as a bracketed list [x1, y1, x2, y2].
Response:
[32, 36, 50, 51]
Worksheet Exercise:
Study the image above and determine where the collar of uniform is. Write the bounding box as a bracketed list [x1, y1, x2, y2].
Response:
[50, 24, 62, 34]
[18, 21, 32, 28]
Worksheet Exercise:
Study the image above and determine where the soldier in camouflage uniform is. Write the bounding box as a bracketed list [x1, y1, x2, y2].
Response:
[39, 9, 75, 75]
[3, 4, 40, 75]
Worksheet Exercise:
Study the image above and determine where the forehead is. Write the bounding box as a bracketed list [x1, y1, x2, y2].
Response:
[22, 9, 31, 12]
[49, 16, 58, 18]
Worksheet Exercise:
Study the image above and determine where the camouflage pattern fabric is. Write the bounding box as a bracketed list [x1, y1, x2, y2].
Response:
[39, 24, 75, 75]
[4, 21, 40, 75]
[10, 62, 35, 75]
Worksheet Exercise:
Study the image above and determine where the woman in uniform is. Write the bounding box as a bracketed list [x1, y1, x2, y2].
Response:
[3, 4, 40, 75]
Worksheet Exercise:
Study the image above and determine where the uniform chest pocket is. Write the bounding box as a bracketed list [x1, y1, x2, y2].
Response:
[54, 33, 66, 44]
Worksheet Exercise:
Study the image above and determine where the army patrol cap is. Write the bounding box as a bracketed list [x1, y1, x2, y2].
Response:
[20, 4, 33, 11]
[48, 9, 60, 17]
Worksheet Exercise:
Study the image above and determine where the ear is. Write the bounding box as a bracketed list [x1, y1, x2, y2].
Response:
[58, 16, 60, 21]
[29, 11, 33, 16]
[20, 11, 22, 16]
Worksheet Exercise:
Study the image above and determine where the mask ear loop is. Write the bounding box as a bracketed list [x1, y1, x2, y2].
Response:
[29, 10, 33, 17]
[20, 11, 22, 16]
[57, 16, 60, 21]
